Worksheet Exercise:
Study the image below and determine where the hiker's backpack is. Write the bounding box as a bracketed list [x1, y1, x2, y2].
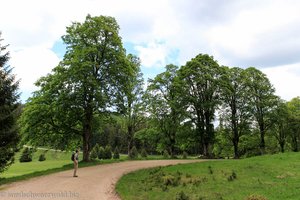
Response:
[71, 152, 75, 161]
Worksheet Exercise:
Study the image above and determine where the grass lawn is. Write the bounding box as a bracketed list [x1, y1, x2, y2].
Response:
[0, 148, 127, 185]
[0, 148, 176, 186]
[116, 152, 300, 200]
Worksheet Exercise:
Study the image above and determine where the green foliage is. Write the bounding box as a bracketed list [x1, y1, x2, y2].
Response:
[113, 146, 120, 159]
[104, 145, 112, 159]
[128, 146, 139, 159]
[163, 150, 169, 159]
[19, 147, 33, 162]
[98, 147, 105, 160]
[287, 97, 300, 152]
[141, 148, 148, 158]
[115, 54, 145, 155]
[178, 54, 221, 157]
[219, 67, 252, 158]
[19, 15, 131, 161]
[90, 145, 99, 161]
[244, 67, 277, 153]
[176, 191, 190, 200]
[145, 64, 185, 156]
[227, 170, 237, 181]
[0, 32, 20, 173]
[38, 154, 46, 162]
[208, 166, 213, 174]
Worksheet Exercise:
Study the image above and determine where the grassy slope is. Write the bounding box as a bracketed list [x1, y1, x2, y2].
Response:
[116, 152, 300, 200]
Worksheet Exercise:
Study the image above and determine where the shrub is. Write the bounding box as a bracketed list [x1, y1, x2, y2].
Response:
[104, 145, 112, 159]
[162, 175, 180, 187]
[38, 154, 46, 162]
[90, 145, 99, 161]
[182, 151, 188, 159]
[208, 166, 213, 174]
[227, 170, 237, 181]
[141, 148, 148, 158]
[19, 147, 33, 162]
[176, 191, 190, 200]
[128, 146, 138, 159]
[98, 146, 105, 160]
[163, 150, 169, 159]
[113, 146, 120, 159]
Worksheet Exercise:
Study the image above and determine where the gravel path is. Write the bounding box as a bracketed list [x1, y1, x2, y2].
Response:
[0, 160, 205, 200]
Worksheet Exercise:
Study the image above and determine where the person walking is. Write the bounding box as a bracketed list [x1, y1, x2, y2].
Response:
[73, 149, 79, 177]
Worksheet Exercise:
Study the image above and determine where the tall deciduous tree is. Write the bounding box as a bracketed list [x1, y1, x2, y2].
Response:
[115, 54, 144, 154]
[220, 67, 251, 158]
[20, 15, 129, 161]
[0, 32, 20, 173]
[269, 99, 289, 153]
[178, 54, 221, 157]
[244, 67, 277, 154]
[287, 97, 300, 152]
[146, 64, 185, 157]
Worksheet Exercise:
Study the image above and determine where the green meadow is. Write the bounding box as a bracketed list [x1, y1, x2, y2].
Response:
[0, 148, 177, 186]
[116, 152, 300, 200]
[0, 148, 126, 185]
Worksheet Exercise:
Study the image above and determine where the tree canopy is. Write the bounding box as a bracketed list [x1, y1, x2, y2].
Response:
[0, 32, 20, 173]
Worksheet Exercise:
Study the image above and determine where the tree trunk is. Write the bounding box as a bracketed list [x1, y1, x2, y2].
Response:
[291, 134, 298, 152]
[127, 125, 133, 155]
[279, 141, 285, 153]
[82, 107, 93, 162]
[278, 127, 285, 153]
[259, 122, 266, 154]
[231, 100, 239, 159]
[233, 138, 239, 159]
[170, 132, 176, 158]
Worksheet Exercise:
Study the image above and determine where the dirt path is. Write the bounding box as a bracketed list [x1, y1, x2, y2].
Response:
[0, 160, 205, 200]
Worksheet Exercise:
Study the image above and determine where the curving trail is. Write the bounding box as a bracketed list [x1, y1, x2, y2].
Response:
[0, 160, 205, 200]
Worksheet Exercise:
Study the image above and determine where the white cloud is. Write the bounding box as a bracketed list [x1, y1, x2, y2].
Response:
[1, 0, 300, 101]
[134, 41, 169, 68]
[262, 63, 300, 101]
[10, 47, 60, 97]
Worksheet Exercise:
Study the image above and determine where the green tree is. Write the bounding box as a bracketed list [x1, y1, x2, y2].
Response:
[287, 97, 300, 152]
[178, 54, 221, 157]
[244, 67, 277, 154]
[115, 54, 144, 154]
[146, 64, 185, 157]
[219, 67, 251, 158]
[19, 15, 129, 161]
[269, 99, 289, 153]
[0, 32, 20, 173]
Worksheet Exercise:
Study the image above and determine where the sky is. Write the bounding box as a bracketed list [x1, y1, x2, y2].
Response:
[1, 0, 300, 102]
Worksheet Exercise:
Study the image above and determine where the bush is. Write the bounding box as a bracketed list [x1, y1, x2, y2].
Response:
[128, 146, 138, 159]
[176, 191, 190, 200]
[227, 170, 237, 181]
[90, 145, 99, 161]
[98, 146, 105, 160]
[163, 150, 169, 159]
[104, 145, 112, 159]
[182, 151, 188, 159]
[38, 154, 46, 162]
[19, 147, 33, 162]
[113, 146, 120, 159]
[163, 175, 180, 187]
[141, 148, 147, 158]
